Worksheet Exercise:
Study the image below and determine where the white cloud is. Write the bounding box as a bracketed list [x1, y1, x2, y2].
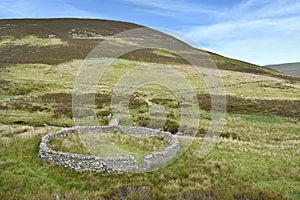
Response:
[134, 8, 175, 17]
[123, 0, 220, 15]
[182, 0, 300, 65]
[233, 0, 300, 19]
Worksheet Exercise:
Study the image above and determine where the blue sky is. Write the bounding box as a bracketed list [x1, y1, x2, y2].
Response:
[0, 0, 299, 65]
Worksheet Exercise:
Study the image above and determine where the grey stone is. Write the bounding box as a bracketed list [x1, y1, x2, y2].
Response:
[39, 126, 179, 174]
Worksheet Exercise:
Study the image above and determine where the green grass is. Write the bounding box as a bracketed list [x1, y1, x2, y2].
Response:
[0, 94, 10, 101]
[50, 134, 90, 155]
[0, 35, 67, 47]
[0, 110, 74, 127]
[109, 131, 168, 154]
[153, 48, 179, 58]
[225, 80, 300, 100]
[235, 114, 286, 123]
[50, 131, 169, 166]
[2, 58, 299, 100]
[1, 116, 299, 199]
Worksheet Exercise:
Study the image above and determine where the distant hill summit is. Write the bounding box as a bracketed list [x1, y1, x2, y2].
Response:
[265, 62, 300, 78]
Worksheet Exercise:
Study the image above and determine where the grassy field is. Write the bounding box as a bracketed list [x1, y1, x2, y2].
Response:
[0, 19, 300, 199]
[1, 61, 299, 199]
[50, 131, 168, 166]
[0, 114, 299, 199]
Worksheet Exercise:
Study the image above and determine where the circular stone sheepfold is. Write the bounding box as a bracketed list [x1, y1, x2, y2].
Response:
[39, 126, 180, 173]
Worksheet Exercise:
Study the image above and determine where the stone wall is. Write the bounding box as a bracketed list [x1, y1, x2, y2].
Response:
[39, 126, 179, 173]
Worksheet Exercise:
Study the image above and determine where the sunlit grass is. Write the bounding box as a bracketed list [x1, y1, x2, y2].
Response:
[0, 35, 67, 47]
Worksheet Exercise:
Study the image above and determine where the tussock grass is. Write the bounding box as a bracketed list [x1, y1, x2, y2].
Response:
[50, 134, 90, 155]
[50, 131, 169, 166]
[0, 121, 298, 199]
[108, 131, 168, 154]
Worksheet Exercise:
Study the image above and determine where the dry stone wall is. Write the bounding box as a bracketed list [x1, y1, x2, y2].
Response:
[39, 126, 180, 173]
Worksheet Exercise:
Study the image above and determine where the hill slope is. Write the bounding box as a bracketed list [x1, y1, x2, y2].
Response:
[0, 18, 285, 76]
[266, 62, 300, 77]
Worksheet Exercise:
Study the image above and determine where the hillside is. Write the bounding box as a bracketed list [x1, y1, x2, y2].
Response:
[0, 18, 289, 76]
[266, 62, 300, 78]
[0, 18, 300, 199]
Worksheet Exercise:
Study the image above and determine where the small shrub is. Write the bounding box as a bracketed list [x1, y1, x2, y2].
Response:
[53, 104, 73, 118]
[137, 115, 150, 127]
[164, 119, 179, 133]
[107, 184, 163, 200]
[220, 132, 239, 140]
